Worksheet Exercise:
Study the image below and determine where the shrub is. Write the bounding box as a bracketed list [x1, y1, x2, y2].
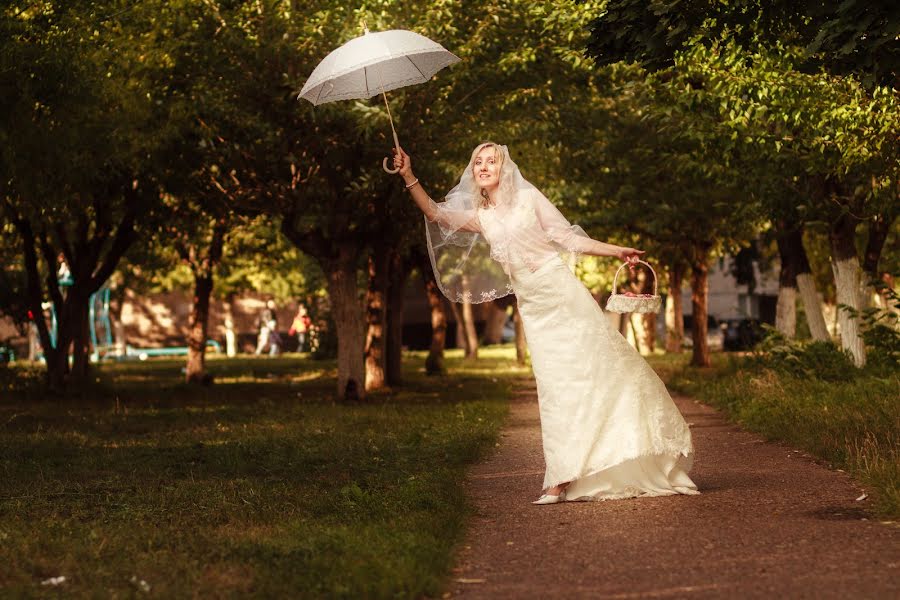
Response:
[752, 328, 856, 381]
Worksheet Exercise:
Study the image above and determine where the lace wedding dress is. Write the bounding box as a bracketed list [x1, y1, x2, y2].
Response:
[425, 144, 698, 500]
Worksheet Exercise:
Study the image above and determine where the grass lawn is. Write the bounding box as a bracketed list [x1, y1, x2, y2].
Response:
[649, 352, 900, 519]
[0, 347, 529, 598]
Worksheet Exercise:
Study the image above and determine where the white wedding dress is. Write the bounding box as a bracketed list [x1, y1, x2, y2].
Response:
[424, 144, 698, 501]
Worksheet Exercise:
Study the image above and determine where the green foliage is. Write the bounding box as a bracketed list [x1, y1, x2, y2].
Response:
[753, 330, 857, 381]
[586, 1, 900, 87]
[864, 322, 900, 373]
[0, 349, 527, 597]
[0, 221, 28, 330]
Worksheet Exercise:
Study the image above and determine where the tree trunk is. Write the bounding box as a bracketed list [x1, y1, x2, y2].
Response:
[327, 244, 366, 401]
[68, 292, 92, 387]
[364, 246, 388, 392]
[422, 260, 447, 375]
[633, 266, 656, 355]
[5, 192, 138, 392]
[385, 251, 408, 386]
[17, 217, 67, 391]
[861, 213, 893, 309]
[797, 273, 829, 341]
[617, 312, 630, 337]
[452, 275, 478, 359]
[795, 229, 829, 341]
[775, 285, 797, 338]
[830, 213, 866, 367]
[775, 227, 799, 338]
[461, 306, 478, 359]
[185, 273, 213, 384]
[781, 225, 829, 341]
[512, 304, 527, 364]
[180, 220, 226, 384]
[482, 302, 507, 345]
[449, 301, 468, 353]
[45, 350, 67, 391]
[665, 262, 685, 353]
[635, 312, 656, 355]
[690, 247, 711, 367]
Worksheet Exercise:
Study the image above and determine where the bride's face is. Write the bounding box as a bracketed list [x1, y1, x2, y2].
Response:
[472, 146, 500, 191]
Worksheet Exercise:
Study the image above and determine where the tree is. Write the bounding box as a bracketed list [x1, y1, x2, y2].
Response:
[0, 2, 193, 390]
[587, 4, 900, 366]
[676, 41, 900, 365]
[586, 1, 900, 87]
[186, 0, 625, 396]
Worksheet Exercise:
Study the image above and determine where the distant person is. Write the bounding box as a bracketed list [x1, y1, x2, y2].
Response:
[255, 300, 281, 356]
[57, 253, 71, 282]
[288, 305, 312, 352]
[224, 315, 237, 357]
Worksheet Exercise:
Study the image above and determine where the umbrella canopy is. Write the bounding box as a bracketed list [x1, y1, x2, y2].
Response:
[298, 29, 460, 106]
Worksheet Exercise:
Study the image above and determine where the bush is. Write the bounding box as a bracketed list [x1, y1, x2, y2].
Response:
[752, 328, 856, 381]
[864, 323, 900, 373]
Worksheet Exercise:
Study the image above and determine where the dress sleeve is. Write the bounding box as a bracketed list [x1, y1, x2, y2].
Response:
[531, 190, 598, 255]
[427, 198, 481, 234]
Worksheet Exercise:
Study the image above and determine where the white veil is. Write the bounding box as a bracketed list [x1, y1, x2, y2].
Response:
[425, 144, 595, 303]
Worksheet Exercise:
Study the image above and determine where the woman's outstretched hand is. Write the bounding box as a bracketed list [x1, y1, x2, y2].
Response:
[392, 147, 413, 180]
[617, 247, 645, 264]
[617, 248, 645, 275]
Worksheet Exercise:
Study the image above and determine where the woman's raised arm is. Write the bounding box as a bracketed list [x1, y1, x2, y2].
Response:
[393, 147, 480, 233]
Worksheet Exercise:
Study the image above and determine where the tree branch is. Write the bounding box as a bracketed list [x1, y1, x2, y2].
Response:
[88, 189, 139, 292]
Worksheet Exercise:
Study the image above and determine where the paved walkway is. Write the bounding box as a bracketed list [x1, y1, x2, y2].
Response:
[448, 381, 899, 599]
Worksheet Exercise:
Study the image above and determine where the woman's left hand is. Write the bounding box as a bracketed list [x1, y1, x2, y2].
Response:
[617, 247, 645, 264]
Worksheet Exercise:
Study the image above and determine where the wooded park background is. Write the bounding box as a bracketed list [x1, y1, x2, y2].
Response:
[1, 1, 897, 396]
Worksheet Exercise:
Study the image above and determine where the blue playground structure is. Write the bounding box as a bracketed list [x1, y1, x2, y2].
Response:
[41, 273, 222, 362]
[125, 339, 222, 361]
[43, 274, 117, 361]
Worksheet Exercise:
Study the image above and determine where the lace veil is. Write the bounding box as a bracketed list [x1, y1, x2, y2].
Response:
[425, 143, 595, 303]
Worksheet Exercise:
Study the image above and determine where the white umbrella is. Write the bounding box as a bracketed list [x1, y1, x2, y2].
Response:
[298, 25, 460, 173]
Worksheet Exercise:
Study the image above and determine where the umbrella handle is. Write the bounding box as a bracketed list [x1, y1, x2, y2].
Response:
[382, 157, 400, 174]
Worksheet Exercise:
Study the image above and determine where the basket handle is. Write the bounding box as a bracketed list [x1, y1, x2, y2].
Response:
[611, 259, 658, 296]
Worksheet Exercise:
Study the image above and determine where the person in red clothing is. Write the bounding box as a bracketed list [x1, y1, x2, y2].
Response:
[288, 304, 312, 352]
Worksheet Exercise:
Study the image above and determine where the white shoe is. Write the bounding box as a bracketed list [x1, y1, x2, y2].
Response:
[531, 493, 563, 505]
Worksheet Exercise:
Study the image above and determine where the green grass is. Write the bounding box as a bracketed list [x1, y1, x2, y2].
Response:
[0, 347, 529, 598]
[649, 352, 900, 519]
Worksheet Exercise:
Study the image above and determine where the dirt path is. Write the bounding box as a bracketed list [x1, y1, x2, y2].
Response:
[448, 381, 899, 599]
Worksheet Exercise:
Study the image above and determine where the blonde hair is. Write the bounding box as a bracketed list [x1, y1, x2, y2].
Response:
[470, 142, 504, 208]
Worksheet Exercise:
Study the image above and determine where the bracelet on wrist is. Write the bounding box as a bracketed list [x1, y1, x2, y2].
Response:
[405, 178, 420, 190]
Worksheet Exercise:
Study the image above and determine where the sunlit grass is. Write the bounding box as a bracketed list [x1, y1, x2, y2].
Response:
[0, 347, 528, 598]
[650, 352, 900, 519]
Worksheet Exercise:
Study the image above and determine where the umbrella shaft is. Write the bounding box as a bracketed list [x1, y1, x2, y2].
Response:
[380, 90, 400, 149]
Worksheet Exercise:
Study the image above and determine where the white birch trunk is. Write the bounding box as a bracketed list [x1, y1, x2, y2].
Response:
[831, 256, 866, 367]
[775, 285, 797, 338]
[796, 273, 829, 342]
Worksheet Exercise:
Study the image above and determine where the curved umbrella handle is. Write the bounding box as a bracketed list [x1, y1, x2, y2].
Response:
[382, 157, 400, 174]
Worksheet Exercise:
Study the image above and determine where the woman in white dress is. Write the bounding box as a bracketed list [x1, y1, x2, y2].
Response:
[392, 143, 698, 504]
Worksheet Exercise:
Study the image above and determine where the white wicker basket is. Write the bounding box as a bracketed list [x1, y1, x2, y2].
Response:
[605, 260, 662, 314]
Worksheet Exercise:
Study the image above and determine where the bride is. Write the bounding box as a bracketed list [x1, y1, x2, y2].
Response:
[393, 142, 698, 504]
